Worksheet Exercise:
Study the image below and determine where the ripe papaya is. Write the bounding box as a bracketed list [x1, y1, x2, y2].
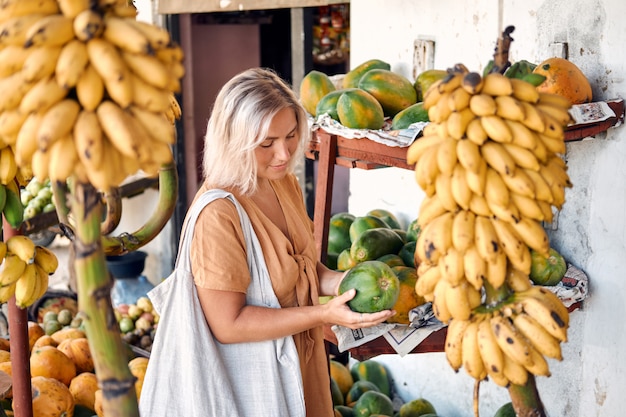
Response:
[532, 57, 592, 104]
[358, 69, 417, 117]
[338, 260, 400, 314]
[350, 359, 392, 398]
[299, 70, 336, 115]
[387, 266, 426, 325]
[343, 59, 391, 89]
[315, 88, 358, 120]
[350, 228, 405, 263]
[330, 360, 354, 396]
[336, 89, 385, 130]
[391, 101, 429, 130]
[414, 69, 448, 102]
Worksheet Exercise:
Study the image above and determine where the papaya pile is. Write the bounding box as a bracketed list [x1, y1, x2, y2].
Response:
[0, 301, 150, 416]
[327, 209, 427, 323]
[302, 56, 592, 133]
[300, 59, 432, 130]
[330, 358, 440, 416]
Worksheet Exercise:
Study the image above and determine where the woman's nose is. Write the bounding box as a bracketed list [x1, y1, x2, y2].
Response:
[274, 139, 291, 159]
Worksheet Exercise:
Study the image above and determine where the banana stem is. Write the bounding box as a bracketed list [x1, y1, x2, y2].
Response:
[508, 376, 546, 417]
[491, 25, 515, 74]
[70, 180, 140, 417]
[100, 188, 123, 235]
[102, 163, 178, 255]
[484, 264, 546, 416]
[482, 280, 512, 306]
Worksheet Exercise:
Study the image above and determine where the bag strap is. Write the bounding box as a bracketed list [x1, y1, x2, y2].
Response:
[174, 189, 233, 271]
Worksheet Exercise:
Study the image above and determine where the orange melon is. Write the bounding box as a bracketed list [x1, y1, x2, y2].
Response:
[532, 57, 592, 104]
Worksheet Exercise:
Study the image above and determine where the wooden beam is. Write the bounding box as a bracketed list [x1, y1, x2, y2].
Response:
[159, 0, 348, 14]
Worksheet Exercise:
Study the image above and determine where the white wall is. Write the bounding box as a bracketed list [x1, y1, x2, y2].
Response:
[348, 1, 626, 416]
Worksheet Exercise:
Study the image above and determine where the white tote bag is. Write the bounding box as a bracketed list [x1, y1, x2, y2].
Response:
[139, 189, 305, 417]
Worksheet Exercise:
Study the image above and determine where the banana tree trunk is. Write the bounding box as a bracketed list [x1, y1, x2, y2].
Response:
[70, 181, 139, 417]
[3, 218, 33, 417]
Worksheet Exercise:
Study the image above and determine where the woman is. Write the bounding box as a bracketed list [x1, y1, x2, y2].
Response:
[188, 68, 395, 416]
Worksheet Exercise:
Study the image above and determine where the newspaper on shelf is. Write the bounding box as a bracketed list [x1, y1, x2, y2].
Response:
[332, 263, 589, 357]
[568, 100, 617, 126]
[310, 113, 426, 148]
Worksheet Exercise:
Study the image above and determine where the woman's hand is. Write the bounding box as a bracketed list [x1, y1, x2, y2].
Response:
[322, 288, 396, 329]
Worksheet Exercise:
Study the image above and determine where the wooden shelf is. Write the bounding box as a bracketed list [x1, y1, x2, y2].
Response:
[307, 99, 620, 358]
[564, 98, 624, 141]
[22, 177, 159, 236]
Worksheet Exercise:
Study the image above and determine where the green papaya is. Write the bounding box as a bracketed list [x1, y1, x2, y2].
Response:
[299, 70, 336, 115]
[358, 69, 417, 117]
[337, 248, 358, 271]
[376, 253, 406, 268]
[366, 208, 402, 229]
[343, 59, 391, 89]
[405, 219, 421, 242]
[315, 88, 358, 120]
[328, 212, 354, 254]
[349, 215, 389, 243]
[336, 89, 385, 130]
[338, 261, 400, 314]
[350, 228, 405, 263]
[398, 240, 416, 268]
[414, 69, 447, 102]
[391, 101, 429, 130]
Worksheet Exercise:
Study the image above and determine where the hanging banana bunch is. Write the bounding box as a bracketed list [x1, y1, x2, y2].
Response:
[0, 236, 59, 308]
[408, 63, 573, 388]
[0, 0, 184, 193]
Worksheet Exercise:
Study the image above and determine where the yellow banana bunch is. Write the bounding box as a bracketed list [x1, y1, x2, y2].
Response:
[33, 245, 59, 274]
[410, 64, 574, 385]
[0, 239, 57, 307]
[0, 1, 184, 193]
[14, 262, 46, 308]
[445, 290, 566, 386]
[6, 234, 36, 264]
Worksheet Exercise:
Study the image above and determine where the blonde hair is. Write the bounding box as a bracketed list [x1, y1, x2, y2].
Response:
[201, 68, 309, 195]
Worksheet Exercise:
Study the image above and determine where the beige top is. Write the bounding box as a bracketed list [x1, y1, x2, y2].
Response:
[189, 174, 333, 417]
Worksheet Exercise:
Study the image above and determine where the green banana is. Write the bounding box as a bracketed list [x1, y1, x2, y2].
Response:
[483, 60, 495, 77]
[505, 60, 537, 79]
[3, 182, 24, 229]
[521, 73, 547, 87]
[0, 184, 6, 214]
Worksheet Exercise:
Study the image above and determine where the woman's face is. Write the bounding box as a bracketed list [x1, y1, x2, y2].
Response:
[255, 107, 299, 182]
